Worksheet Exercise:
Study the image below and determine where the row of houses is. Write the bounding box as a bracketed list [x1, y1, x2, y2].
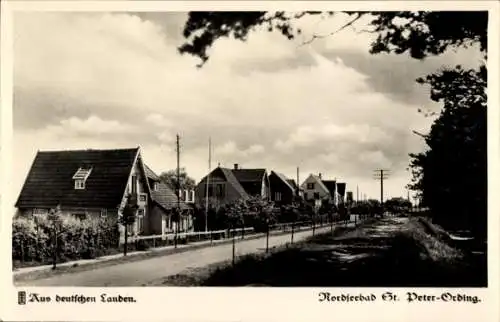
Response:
[194, 163, 347, 209]
[15, 147, 347, 243]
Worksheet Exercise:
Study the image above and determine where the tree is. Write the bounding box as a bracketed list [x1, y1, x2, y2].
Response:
[119, 195, 138, 256]
[47, 204, 63, 269]
[408, 66, 486, 237]
[385, 197, 412, 214]
[159, 168, 196, 191]
[179, 11, 488, 238]
[179, 11, 487, 65]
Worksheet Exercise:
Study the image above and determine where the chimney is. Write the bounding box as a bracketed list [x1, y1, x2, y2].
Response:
[234, 163, 239, 170]
[318, 173, 322, 179]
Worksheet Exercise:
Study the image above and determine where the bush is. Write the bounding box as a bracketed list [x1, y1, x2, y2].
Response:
[12, 216, 51, 263]
[12, 215, 120, 268]
[135, 239, 151, 251]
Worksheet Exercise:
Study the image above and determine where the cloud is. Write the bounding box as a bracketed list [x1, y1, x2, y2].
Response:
[145, 113, 172, 127]
[214, 141, 265, 161]
[45, 115, 139, 137]
[12, 11, 475, 201]
[275, 123, 392, 153]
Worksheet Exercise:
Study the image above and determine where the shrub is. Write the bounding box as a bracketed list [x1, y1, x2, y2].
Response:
[12, 216, 51, 263]
[135, 239, 151, 251]
[12, 214, 120, 268]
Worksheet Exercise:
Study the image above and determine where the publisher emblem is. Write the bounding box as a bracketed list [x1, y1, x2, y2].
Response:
[18, 291, 26, 305]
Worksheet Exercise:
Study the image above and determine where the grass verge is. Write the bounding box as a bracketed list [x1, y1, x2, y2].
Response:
[155, 216, 486, 287]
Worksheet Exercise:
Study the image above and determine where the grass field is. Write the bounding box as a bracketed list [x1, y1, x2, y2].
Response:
[152, 216, 487, 287]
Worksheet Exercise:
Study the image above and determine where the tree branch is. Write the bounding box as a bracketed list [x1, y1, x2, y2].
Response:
[298, 13, 364, 47]
[352, 26, 377, 34]
[412, 130, 428, 139]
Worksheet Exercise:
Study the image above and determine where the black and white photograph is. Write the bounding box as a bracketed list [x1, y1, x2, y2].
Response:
[4, 4, 494, 294]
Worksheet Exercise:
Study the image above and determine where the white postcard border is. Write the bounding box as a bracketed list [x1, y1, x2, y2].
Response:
[1, 1, 499, 322]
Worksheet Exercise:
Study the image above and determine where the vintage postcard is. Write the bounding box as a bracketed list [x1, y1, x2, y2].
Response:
[1, 1, 499, 321]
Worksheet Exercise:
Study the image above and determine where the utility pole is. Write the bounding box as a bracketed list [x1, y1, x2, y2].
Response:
[205, 137, 211, 232]
[175, 134, 180, 248]
[296, 167, 300, 197]
[373, 169, 389, 216]
[356, 185, 359, 203]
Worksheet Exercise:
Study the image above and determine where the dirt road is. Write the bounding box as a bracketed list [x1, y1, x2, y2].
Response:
[15, 225, 337, 286]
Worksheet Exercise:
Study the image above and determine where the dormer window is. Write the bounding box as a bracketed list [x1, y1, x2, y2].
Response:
[73, 166, 92, 190]
[75, 180, 85, 189]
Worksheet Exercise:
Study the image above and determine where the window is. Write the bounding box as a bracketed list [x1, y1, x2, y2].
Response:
[139, 193, 147, 203]
[100, 209, 107, 217]
[137, 209, 145, 233]
[313, 192, 320, 200]
[275, 192, 282, 201]
[215, 184, 225, 198]
[32, 208, 48, 215]
[153, 182, 159, 191]
[206, 185, 214, 198]
[73, 167, 92, 190]
[131, 175, 137, 194]
[307, 183, 315, 190]
[75, 180, 85, 190]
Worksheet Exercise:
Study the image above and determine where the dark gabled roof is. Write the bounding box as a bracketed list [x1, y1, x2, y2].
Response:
[144, 164, 160, 181]
[337, 182, 346, 197]
[286, 179, 298, 189]
[322, 180, 337, 196]
[270, 171, 295, 192]
[198, 167, 250, 200]
[220, 168, 250, 199]
[16, 148, 139, 209]
[144, 165, 190, 211]
[152, 182, 191, 211]
[232, 168, 266, 183]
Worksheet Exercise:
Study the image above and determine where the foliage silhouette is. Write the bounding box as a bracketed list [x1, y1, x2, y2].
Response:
[179, 11, 488, 238]
[159, 167, 196, 191]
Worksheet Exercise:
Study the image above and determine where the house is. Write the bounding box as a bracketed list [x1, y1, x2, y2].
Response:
[15, 147, 193, 244]
[231, 164, 270, 199]
[346, 191, 354, 204]
[284, 178, 305, 199]
[144, 164, 194, 235]
[337, 182, 347, 204]
[269, 171, 296, 205]
[195, 166, 250, 207]
[301, 173, 331, 208]
[195, 163, 270, 207]
[321, 179, 338, 205]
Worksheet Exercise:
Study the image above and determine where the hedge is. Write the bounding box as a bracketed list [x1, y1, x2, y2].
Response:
[12, 215, 120, 267]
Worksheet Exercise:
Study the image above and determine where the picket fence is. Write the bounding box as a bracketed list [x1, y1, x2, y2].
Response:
[124, 220, 320, 245]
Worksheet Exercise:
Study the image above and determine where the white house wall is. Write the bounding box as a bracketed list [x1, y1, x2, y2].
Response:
[118, 155, 149, 240]
[301, 175, 330, 201]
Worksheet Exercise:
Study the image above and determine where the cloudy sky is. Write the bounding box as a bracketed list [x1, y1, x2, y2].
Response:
[12, 11, 483, 203]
